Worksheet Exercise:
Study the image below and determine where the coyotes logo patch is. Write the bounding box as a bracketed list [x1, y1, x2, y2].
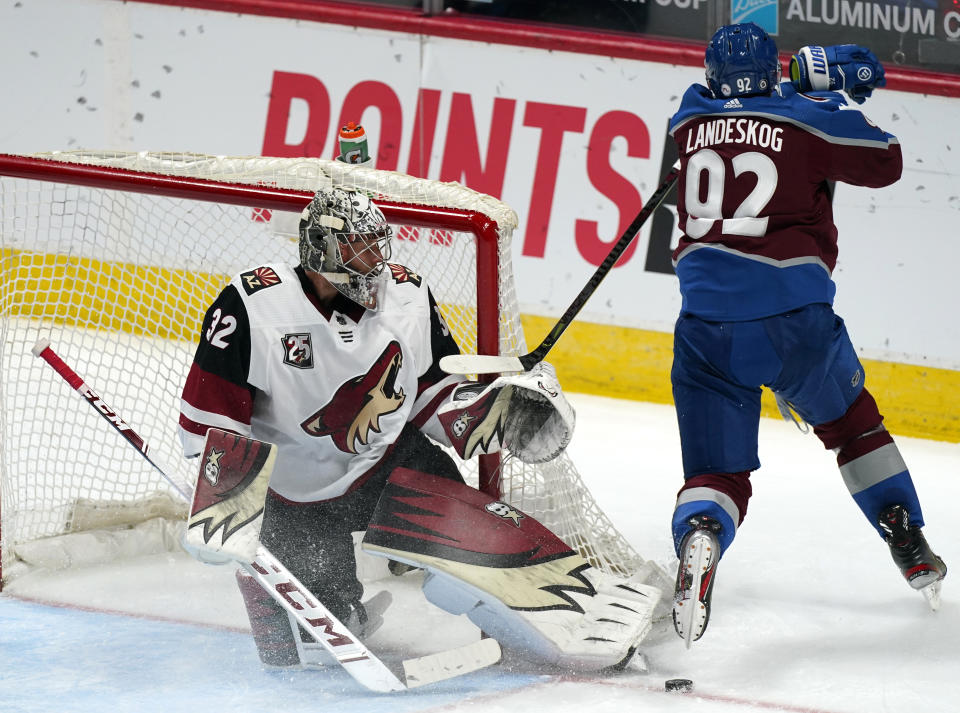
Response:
[388, 263, 423, 287]
[240, 266, 281, 295]
[300, 341, 405, 453]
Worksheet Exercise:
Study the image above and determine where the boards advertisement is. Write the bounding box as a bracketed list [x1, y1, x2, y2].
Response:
[2, 0, 958, 438]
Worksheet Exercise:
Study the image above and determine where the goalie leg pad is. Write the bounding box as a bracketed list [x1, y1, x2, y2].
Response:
[361, 467, 659, 670]
[418, 565, 658, 670]
[236, 568, 302, 667]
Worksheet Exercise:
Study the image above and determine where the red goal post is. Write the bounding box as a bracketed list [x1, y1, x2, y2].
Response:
[0, 151, 668, 597]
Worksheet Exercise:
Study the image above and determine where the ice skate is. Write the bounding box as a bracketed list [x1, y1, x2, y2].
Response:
[877, 504, 946, 611]
[672, 515, 722, 648]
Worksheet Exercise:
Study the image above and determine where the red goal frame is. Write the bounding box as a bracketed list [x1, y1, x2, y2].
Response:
[0, 152, 508, 586]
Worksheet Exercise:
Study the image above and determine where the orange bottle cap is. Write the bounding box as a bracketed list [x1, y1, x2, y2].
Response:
[339, 122, 365, 139]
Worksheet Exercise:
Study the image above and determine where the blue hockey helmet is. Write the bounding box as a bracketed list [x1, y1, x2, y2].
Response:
[705, 23, 780, 99]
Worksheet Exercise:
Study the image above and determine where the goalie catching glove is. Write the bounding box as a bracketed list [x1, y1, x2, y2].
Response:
[437, 361, 574, 464]
[790, 44, 885, 104]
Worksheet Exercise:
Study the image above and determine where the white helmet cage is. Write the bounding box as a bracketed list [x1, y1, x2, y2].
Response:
[298, 188, 393, 310]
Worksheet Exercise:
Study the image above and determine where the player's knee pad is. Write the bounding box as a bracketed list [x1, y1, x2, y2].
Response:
[813, 389, 906, 478]
[813, 388, 893, 462]
[361, 467, 660, 671]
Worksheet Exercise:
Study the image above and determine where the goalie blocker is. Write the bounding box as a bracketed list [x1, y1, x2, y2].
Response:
[362, 467, 660, 671]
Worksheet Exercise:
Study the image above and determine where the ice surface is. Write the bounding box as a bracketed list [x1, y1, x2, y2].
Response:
[2, 394, 958, 712]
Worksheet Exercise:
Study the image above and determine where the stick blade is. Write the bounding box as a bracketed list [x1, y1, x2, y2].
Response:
[402, 638, 501, 688]
[439, 354, 525, 375]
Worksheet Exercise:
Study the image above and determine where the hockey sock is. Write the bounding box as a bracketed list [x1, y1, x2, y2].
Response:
[814, 389, 924, 535]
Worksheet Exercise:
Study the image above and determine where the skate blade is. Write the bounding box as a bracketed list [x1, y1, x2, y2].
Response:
[921, 580, 942, 612]
[681, 599, 707, 650]
[675, 535, 712, 649]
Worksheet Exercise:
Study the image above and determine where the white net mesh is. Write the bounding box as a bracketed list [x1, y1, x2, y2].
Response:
[0, 151, 667, 592]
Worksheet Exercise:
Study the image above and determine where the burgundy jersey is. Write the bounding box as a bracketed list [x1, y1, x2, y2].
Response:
[668, 82, 901, 320]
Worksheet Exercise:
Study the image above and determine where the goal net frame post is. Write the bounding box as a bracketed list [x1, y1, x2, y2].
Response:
[0, 152, 502, 584]
[0, 151, 662, 598]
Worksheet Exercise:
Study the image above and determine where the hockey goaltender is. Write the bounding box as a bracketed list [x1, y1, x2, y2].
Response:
[176, 187, 660, 679]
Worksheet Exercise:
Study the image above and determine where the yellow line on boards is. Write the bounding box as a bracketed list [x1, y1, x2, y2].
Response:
[521, 314, 960, 444]
[4, 249, 955, 443]
[0, 249, 224, 341]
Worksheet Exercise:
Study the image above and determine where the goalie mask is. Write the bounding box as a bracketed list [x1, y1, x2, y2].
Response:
[298, 187, 393, 311]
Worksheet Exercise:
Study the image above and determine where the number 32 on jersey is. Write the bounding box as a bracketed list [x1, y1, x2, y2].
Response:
[206, 308, 236, 349]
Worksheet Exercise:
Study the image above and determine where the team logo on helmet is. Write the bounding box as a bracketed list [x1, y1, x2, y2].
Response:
[300, 341, 405, 453]
[240, 266, 281, 295]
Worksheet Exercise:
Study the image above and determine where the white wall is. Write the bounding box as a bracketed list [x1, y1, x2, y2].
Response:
[3, 0, 958, 368]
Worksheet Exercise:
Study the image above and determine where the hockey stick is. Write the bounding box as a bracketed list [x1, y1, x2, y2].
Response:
[440, 161, 681, 375]
[31, 338, 193, 498]
[31, 338, 501, 691]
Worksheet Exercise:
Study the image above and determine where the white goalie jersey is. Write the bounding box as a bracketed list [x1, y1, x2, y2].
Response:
[178, 261, 464, 502]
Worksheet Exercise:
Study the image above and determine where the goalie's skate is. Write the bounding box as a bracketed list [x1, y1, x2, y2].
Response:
[672, 516, 721, 648]
[877, 504, 946, 611]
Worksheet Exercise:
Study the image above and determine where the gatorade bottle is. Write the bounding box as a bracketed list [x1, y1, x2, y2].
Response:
[337, 122, 371, 165]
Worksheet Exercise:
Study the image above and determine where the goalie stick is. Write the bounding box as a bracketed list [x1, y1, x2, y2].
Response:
[440, 161, 681, 375]
[31, 338, 501, 692]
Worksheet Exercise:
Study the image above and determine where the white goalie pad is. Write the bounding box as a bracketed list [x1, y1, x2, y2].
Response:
[182, 428, 276, 565]
[437, 361, 575, 463]
[361, 467, 658, 671]
[419, 557, 658, 671]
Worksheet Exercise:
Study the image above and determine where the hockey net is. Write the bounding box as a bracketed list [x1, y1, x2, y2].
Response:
[0, 151, 669, 594]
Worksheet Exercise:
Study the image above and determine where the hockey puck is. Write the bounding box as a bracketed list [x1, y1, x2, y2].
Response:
[664, 678, 694, 693]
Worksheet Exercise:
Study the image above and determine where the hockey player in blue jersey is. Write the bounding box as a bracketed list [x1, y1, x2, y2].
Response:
[667, 23, 946, 645]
